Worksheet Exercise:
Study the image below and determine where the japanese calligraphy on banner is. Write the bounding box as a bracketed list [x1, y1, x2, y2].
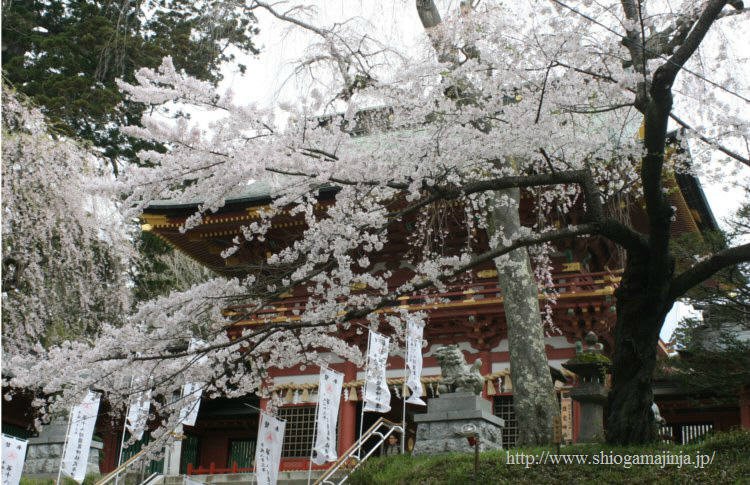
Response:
[254, 413, 285, 485]
[61, 391, 100, 483]
[405, 318, 426, 406]
[125, 390, 151, 440]
[312, 368, 343, 465]
[2, 434, 27, 485]
[363, 330, 391, 413]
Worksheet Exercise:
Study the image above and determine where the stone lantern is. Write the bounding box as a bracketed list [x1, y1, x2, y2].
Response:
[562, 331, 611, 442]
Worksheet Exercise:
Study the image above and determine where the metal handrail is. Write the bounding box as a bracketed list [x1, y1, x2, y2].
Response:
[94, 448, 150, 485]
[314, 417, 403, 485]
[139, 472, 160, 485]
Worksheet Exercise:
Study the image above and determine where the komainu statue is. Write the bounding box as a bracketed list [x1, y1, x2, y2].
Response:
[435, 345, 484, 395]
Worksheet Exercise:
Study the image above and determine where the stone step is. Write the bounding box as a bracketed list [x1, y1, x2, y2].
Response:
[163, 471, 324, 485]
[142, 473, 164, 485]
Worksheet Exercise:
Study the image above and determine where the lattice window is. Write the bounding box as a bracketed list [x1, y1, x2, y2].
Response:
[493, 395, 518, 448]
[228, 439, 256, 468]
[0, 424, 34, 439]
[179, 434, 200, 474]
[278, 405, 317, 458]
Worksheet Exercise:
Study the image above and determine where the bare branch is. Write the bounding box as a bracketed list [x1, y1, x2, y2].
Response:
[654, 0, 730, 92]
[252, 0, 356, 92]
[669, 243, 750, 301]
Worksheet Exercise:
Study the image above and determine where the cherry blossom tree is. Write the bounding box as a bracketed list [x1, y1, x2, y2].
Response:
[413, 0, 560, 445]
[1, 88, 131, 357]
[7, 1, 750, 446]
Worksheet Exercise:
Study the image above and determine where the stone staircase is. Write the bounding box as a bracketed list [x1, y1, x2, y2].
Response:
[160, 471, 323, 485]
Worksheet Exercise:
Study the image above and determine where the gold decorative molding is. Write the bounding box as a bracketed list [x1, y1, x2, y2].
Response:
[561, 262, 582, 272]
[141, 214, 169, 228]
[233, 285, 619, 326]
[247, 205, 272, 218]
[224, 256, 241, 266]
[476, 269, 498, 278]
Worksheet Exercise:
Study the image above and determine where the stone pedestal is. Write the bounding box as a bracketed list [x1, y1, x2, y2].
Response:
[569, 382, 608, 442]
[22, 419, 103, 479]
[563, 361, 610, 443]
[412, 392, 504, 455]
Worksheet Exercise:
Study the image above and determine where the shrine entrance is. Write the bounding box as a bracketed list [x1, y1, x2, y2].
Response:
[181, 395, 260, 475]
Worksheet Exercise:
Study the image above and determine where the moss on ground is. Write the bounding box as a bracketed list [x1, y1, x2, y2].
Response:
[349, 429, 750, 484]
[567, 352, 612, 364]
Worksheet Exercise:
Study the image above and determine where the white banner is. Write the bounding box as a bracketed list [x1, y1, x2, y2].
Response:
[405, 318, 426, 406]
[312, 368, 343, 465]
[2, 435, 27, 485]
[61, 391, 100, 483]
[254, 413, 285, 485]
[363, 331, 391, 413]
[125, 390, 151, 440]
[179, 339, 206, 427]
[178, 382, 202, 427]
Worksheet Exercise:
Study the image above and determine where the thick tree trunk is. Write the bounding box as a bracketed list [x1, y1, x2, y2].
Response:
[487, 188, 559, 445]
[414, 0, 557, 445]
[606, 252, 671, 444]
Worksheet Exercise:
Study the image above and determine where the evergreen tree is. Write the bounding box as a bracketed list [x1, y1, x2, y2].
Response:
[670, 203, 750, 398]
[1, 0, 259, 174]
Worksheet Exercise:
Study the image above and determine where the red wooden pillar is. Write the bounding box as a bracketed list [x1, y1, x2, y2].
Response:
[740, 385, 750, 430]
[339, 362, 358, 454]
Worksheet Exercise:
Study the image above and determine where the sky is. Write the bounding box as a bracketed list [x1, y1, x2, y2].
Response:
[219, 1, 749, 343]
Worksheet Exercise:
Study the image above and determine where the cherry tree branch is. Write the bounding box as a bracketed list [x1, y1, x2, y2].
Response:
[669, 243, 750, 301]
[267, 162, 648, 252]
[642, 1, 730, 258]
[669, 113, 750, 168]
[252, 0, 356, 93]
[653, 0, 730, 90]
[554, 0, 750, 104]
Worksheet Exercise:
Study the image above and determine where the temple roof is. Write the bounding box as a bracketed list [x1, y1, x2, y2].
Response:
[146, 181, 273, 212]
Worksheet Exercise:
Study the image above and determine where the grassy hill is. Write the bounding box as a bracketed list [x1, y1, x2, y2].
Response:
[349, 430, 750, 484]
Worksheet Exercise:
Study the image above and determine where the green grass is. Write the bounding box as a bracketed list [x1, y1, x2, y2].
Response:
[20, 474, 100, 485]
[348, 429, 750, 484]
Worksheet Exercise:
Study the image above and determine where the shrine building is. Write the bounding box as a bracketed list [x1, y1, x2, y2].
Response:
[100, 164, 737, 477]
[3, 151, 746, 480]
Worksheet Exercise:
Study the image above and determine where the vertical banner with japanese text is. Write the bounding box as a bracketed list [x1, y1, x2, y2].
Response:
[178, 382, 202, 427]
[61, 391, 100, 483]
[312, 368, 343, 465]
[363, 331, 391, 413]
[2, 434, 27, 485]
[405, 318, 426, 406]
[125, 390, 151, 440]
[254, 413, 285, 485]
[179, 339, 206, 427]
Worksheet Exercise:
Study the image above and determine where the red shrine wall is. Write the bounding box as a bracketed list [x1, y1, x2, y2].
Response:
[250, 335, 579, 472]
